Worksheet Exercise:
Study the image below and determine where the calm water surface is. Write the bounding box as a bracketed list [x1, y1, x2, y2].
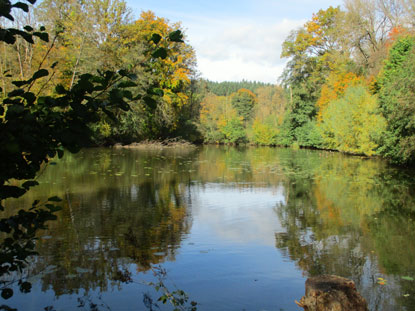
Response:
[4, 146, 415, 310]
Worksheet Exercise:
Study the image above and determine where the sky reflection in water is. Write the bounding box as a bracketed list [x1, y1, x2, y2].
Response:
[3, 146, 415, 311]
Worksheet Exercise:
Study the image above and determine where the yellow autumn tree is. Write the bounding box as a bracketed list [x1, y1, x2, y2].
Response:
[251, 86, 287, 145]
[319, 84, 386, 155]
[122, 11, 196, 134]
[199, 93, 244, 143]
[316, 71, 364, 121]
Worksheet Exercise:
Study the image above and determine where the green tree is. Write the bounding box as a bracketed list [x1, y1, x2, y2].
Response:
[280, 6, 347, 146]
[377, 35, 415, 164]
[221, 117, 247, 144]
[231, 88, 257, 124]
[36, 0, 132, 86]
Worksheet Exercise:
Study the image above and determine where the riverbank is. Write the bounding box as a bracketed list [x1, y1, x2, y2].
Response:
[113, 139, 196, 150]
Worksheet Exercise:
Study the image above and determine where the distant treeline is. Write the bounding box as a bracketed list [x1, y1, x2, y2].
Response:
[203, 80, 273, 96]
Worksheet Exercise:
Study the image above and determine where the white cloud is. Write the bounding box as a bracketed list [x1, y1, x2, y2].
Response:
[197, 57, 287, 84]
[185, 17, 304, 83]
[127, 0, 344, 83]
[191, 185, 286, 246]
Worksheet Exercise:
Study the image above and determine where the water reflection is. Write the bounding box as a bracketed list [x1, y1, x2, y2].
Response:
[274, 150, 415, 311]
[2, 146, 415, 310]
[4, 148, 195, 309]
[191, 184, 285, 246]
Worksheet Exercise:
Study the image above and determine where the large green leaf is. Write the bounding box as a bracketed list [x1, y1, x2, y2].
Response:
[152, 47, 168, 59]
[151, 33, 162, 44]
[168, 30, 184, 42]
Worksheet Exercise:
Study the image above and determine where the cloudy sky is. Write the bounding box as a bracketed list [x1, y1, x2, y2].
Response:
[126, 0, 343, 83]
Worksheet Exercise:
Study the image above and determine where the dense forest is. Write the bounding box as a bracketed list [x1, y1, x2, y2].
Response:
[197, 2, 415, 166]
[2, 0, 415, 165]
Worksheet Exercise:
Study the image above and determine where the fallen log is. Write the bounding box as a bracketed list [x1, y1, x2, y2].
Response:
[295, 275, 368, 311]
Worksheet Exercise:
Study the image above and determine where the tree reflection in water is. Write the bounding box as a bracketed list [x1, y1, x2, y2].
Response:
[274, 150, 415, 311]
[3, 147, 195, 309]
[3, 146, 415, 311]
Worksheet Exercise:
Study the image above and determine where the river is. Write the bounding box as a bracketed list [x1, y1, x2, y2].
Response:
[3, 145, 415, 310]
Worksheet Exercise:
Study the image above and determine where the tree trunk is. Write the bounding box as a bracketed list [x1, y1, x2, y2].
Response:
[295, 275, 368, 311]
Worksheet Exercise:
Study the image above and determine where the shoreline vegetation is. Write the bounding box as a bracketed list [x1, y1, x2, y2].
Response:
[2, 1, 415, 165]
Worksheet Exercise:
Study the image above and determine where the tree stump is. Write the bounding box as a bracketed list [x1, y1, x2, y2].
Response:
[295, 275, 368, 311]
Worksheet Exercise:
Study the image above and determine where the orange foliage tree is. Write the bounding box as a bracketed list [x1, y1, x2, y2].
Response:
[316, 71, 364, 121]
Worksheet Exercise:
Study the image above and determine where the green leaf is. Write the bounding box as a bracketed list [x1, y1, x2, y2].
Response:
[118, 69, 128, 77]
[32, 69, 49, 80]
[48, 196, 62, 202]
[168, 30, 184, 42]
[33, 31, 49, 42]
[151, 33, 162, 44]
[23, 92, 36, 105]
[12, 80, 30, 87]
[22, 181, 39, 190]
[12, 2, 29, 12]
[128, 73, 138, 81]
[152, 48, 168, 59]
[118, 80, 137, 88]
[1, 288, 13, 300]
[0, 186, 26, 200]
[10, 29, 34, 44]
[3, 14, 14, 22]
[0, 29, 16, 44]
[149, 88, 164, 97]
[119, 100, 130, 111]
[8, 89, 25, 97]
[401, 276, 414, 281]
[55, 84, 66, 94]
[77, 76, 94, 92]
[19, 281, 32, 293]
[45, 204, 61, 212]
[143, 96, 157, 109]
